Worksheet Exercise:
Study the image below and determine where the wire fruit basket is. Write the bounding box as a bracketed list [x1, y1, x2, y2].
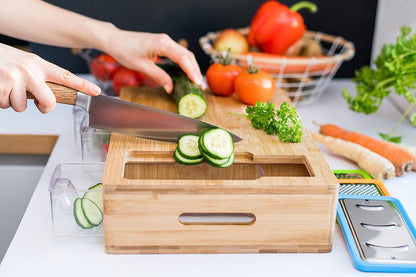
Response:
[199, 27, 355, 106]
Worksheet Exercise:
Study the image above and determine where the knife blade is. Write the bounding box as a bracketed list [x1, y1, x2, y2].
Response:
[27, 82, 242, 143]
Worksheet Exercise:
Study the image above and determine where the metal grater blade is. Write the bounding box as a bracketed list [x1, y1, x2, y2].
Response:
[340, 198, 416, 264]
[335, 173, 366, 179]
[339, 183, 382, 196]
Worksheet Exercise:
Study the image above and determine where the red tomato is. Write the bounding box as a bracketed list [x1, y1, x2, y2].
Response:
[111, 67, 141, 95]
[206, 63, 243, 96]
[134, 71, 147, 86]
[234, 68, 275, 105]
[144, 77, 160, 88]
[90, 53, 120, 81]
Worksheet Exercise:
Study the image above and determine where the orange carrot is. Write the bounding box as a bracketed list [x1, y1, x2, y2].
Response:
[319, 124, 413, 176]
[392, 143, 416, 171]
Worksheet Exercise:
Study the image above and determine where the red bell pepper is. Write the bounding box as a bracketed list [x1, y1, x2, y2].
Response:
[248, 1, 318, 55]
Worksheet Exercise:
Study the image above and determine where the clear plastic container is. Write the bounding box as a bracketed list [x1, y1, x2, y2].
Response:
[80, 114, 110, 162]
[72, 106, 87, 149]
[48, 162, 105, 236]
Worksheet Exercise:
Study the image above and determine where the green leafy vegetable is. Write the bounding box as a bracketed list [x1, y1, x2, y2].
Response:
[342, 26, 416, 142]
[245, 101, 303, 143]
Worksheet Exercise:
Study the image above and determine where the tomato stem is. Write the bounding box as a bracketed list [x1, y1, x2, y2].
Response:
[290, 1, 318, 13]
[220, 48, 232, 66]
[248, 60, 259, 74]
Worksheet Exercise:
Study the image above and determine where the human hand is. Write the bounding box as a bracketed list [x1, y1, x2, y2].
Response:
[102, 30, 206, 93]
[0, 43, 101, 113]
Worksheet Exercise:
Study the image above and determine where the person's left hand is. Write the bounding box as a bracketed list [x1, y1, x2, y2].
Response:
[102, 30, 206, 93]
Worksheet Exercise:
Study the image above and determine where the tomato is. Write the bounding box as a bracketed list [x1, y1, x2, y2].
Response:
[134, 71, 148, 86]
[111, 67, 141, 95]
[206, 63, 243, 96]
[89, 53, 120, 81]
[234, 67, 275, 105]
[144, 77, 160, 88]
[205, 50, 243, 96]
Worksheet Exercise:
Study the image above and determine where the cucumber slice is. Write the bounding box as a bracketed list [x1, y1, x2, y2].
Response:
[83, 183, 103, 211]
[199, 128, 234, 159]
[177, 135, 202, 159]
[178, 94, 207, 119]
[201, 151, 230, 167]
[220, 152, 235, 168]
[81, 198, 103, 226]
[73, 198, 92, 229]
[174, 148, 204, 165]
[88, 182, 102, 190]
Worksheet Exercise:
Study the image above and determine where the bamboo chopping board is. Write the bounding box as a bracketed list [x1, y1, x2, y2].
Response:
[102, 86, 339, 254]
[104, 87, 337, 191]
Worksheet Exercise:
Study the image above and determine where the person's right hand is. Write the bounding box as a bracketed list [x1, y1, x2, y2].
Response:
[0, 43, 101, 113]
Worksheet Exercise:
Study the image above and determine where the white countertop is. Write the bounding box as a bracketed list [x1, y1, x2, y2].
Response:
[1, 78, 415, 276]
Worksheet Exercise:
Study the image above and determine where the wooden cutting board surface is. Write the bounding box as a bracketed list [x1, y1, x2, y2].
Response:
[102, 86, 338, 194]
[117, 86, 311, 157]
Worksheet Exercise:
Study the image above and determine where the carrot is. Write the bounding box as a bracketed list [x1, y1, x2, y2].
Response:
[319, 124, 413, 176]
[311, 133, 395, 180]
[238, 52, 337, 75]
[392, 143, 416, 171]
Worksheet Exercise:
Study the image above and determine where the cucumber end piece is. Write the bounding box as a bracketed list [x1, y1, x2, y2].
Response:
[178, 94, 207, 119]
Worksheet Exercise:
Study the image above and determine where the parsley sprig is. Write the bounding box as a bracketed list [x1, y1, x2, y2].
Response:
[342, 26, 416, 142]
[245, 101, 303, 143]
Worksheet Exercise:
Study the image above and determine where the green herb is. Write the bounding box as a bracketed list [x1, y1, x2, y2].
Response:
[245, 101, 303, 143]
[342, 26, 416, 143]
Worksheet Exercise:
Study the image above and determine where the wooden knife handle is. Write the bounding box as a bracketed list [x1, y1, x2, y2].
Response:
[26, 82, 78, 106]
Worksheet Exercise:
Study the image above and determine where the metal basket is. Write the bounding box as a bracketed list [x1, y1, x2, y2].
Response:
[199, 27, 355, 106]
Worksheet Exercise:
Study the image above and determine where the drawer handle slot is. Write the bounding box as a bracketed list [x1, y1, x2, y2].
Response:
[178, 213, 256, 225]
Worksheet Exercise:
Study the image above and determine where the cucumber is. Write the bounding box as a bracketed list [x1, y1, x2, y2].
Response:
[174, 148, 204, 165]
[201, 150, 230, 167]
[220, 152, 235, 168]
[81, 198, 103, 227]
[173, 128, 235, 168]
[199, 128, 234, 159]
[83, 183, 103, 211]
[73, 198, 92, 229]
[160, 63, 207, 119]
[73, 183, 104, 229]
[177, 135, 202, 159]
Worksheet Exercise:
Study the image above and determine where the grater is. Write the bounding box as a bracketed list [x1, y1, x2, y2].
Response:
[338, 179, 390, 196]
[334, 169, 372, 179]
[337, 195, 416, 272]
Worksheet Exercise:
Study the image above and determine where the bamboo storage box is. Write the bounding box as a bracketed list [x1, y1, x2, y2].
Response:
[102, 87, 339, 254]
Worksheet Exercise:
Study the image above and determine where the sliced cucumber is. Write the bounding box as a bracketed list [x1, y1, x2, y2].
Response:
[177, 135, 202, 159]
[220, 152, 235, 168]
[201, 151, 230, 167]
[81, 198, 103, 227]
[178, 94, 207, 119]
[88, 182, 103, 190]
[83, 183, 103, 211]
[174, 148, 204, 165]
[173, 128, 235, 168]
[73, 198, 93, 229]
[199, 128, 234, 159]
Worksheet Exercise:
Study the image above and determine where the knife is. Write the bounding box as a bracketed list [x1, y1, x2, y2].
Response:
[27, 82, 242, 143]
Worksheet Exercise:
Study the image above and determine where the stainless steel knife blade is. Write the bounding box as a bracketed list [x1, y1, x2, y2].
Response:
[28, 82, 242, 143]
